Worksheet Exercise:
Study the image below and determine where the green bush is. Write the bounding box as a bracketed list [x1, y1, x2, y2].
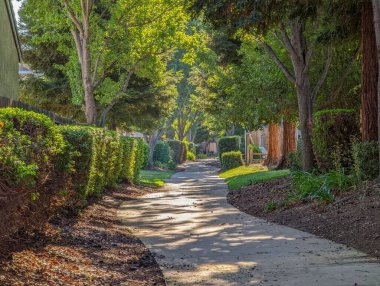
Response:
[218, 136, 240, 160]
[0, 108, 71, 243]
[312, 109, 360, 171]
[142, 142, 150, 169]
[197, 153, 207, 159]
[221, 151, 243, 170]
[249, 143, 262, 159]
[153, 141, 171, 164]
[187, 151, 196, 161]
[352, 140, 379, 182]
[167, 140, 187, 164]
[287, 140, 302, 171]
[290, 170, 356, 203]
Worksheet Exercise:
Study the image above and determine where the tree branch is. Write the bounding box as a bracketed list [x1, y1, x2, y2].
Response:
[62, 0, 83, 33]
[258, 38, 297, 85]
[278, 22, 299, 61]
[312, 45, 333, 101]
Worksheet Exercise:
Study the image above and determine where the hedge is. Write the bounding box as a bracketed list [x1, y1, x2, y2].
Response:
[218, 136, 241, 160]
[0, 108, 70, 245]
[0, 108, 146, 251]
[352, 140, 379, 182]
[312, 109, 360, 171]
[153, 141, 171, 164]
[221, 151, 244, 170]
[167, 140, 187, 164]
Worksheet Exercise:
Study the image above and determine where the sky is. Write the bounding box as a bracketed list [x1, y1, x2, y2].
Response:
[11, 0, 23, 22]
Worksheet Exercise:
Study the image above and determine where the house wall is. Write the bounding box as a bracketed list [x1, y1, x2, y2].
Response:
[0, 0, 19, 100]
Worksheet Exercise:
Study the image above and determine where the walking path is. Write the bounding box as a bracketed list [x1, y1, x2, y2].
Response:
[118, 160, 380, 285]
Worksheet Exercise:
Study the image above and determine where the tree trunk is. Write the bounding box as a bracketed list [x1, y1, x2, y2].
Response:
[371, 0, 380, 177]
[265, 123, 282, 167]
[362, 1, 379, 141]
[278, 121, 297, 167]
[82, 43, 97, 124]
[147, 130, 163, 168]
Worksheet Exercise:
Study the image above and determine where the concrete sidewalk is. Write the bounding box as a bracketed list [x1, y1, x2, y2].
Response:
[118, 160, 380, 286]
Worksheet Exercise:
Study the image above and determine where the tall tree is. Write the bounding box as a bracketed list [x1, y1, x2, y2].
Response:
[24, 0, 190, 124]
[362, 1, 379, 141]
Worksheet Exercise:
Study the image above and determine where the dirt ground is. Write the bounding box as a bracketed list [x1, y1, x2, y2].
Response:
[228, 177, 380, 259]
[0, 185, 166, 286]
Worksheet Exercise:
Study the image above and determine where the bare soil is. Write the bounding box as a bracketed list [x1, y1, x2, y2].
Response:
[227, 177, 380, 259]
[0, 184, 166, 286]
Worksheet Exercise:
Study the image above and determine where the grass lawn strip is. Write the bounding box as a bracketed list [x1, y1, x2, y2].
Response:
[139, 170, 175, 187]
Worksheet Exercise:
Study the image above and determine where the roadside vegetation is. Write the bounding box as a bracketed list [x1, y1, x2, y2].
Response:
[139, 170, 175, 187]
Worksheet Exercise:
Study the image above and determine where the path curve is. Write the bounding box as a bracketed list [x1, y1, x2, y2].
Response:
[118, 160, 380, 286]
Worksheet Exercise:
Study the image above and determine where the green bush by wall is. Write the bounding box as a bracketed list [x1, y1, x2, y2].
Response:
[221, 151, 244, 170]
[312, 109, 360, 171]
[218, 136, 241, 160]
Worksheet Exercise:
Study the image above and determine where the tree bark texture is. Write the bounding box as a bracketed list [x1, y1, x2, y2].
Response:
[279, 121, 297, 167]
[265, 123, 282, 167]
[362, 0, 379, 141]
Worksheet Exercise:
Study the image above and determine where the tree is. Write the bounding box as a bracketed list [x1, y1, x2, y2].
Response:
[192, 1, 338, 170]
[362, 0, 378, 141]
[23, 0, 190, 124]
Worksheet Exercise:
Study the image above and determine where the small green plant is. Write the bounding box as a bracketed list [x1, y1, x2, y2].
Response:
[197, 153, 207, 159]
[265, 200, 277, 212]
[221, 151, 243, 170]
[352, 140, 379, 182]
[187, 151, 196, 161]
[249, 143, 262, 159]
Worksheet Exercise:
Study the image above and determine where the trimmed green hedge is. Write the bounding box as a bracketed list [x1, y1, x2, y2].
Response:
[167, 140, 187, 164]
[0, 108, 70, 243]
[218, 136, 240, 160]
[153, 141, 171, 164]
[312, 109, 360, 171]
[221, 151, 244, 170]
[0, 108, 146, 249]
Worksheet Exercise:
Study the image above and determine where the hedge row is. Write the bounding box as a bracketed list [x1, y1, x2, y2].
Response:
[0, 108, 146, 248]
[167, 140, 187, 164]
[218, 136, 240, 160]
[221, 151, 243, 170]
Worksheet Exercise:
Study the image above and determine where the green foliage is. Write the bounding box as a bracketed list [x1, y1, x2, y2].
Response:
[221, 151, 243, 171]
[218, 136, 241, 160]
[153, 141, 171, 164]
[290, 170, 356, 203]
[312, 109, 360, 171]
[265, 201, 277, 213]
[249, 143, 262, 159]
[197, 153, 207, 159]
[142, 142, 150, 169]
[187, 151, 196, 161]
[352, 140, 379, 182]
[167, 140, 187, 164]
[287, 140, 302, 171]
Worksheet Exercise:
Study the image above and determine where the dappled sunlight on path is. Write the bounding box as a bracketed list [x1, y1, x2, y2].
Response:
[118, 160, 380, 286]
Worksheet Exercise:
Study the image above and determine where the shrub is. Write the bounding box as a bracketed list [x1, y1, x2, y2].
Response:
[218, 136, 240, 160]
[153, 141, 171, 164]
[142, 142, 150, 169]
[167, 140, 187, 164]
[187, 151, 196, 161]
[197, 153, 207, 159]
[221, 151, 243, 170]
[290, 170, 356, 203]
[287, 140, 302, 171]
[312, 109, 360, 171]
[352, 140, 379, 182]
[249, 143, 262, 159]
[0, 108, 70, 244]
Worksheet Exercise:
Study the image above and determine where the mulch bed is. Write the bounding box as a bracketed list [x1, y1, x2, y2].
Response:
[0, 185, 166, 286]
[228, 177, 380, 259]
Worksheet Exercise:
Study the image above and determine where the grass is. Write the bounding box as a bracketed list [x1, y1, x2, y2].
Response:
[139, 170, 175, 187]
[220, 165, 290, 190]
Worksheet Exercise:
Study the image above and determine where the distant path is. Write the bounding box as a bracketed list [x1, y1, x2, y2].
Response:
[118, 160, 380, 286]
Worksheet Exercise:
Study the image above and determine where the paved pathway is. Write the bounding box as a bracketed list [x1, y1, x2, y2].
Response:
[118, 160, 380, 286]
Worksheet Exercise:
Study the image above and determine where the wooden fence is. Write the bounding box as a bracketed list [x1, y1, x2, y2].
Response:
[0, 96, 78, 125]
